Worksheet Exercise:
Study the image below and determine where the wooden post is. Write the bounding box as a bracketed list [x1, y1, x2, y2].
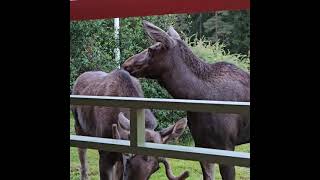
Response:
[130, 108, 145, 147]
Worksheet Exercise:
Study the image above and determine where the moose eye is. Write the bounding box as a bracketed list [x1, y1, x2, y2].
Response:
[135, 64, 142, 69]
[143, 155, 150, 161]
[148, 48, 155, 57]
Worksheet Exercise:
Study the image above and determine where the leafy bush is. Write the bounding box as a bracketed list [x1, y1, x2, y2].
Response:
[185, 36, 250, 71]
[70, 20, 117, 89]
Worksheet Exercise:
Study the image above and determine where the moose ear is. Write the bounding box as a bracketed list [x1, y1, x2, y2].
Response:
[143, 20, 176, 48]
[160, 118, 188, 144]
[118, 112, 130, 130]
[113, 123, 130, 140]
[112, 124, 121, 139]
[167, 26, 181, 40]
[114, 113, 130, 140]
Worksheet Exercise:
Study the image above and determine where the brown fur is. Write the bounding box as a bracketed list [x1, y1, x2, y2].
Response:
[72, 70, 157, 137]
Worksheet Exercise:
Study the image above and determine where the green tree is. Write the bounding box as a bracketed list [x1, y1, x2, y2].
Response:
[174, 10, 250, 55]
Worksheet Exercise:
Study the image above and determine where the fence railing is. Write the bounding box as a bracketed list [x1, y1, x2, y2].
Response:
[70, 95, 250, 167]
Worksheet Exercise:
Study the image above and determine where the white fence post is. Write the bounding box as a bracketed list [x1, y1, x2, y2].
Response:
[114, 18, 120, 68]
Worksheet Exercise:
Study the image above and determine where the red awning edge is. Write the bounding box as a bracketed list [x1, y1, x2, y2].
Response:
[71, 0, 250, 21]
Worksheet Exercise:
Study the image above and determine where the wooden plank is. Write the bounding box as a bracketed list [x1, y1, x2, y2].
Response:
[130, 109, 145, 147]
[70, 135, 250, 167]
[70, 96, 250, 169]
[70, 95, 250, 115]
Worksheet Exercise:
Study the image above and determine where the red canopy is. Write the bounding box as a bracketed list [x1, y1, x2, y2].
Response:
[70, 0, 250, 21]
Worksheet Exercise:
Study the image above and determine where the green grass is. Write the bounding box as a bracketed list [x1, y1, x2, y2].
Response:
[70, 113, 250, 179]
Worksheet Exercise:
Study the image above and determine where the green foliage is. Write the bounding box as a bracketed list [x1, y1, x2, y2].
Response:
[186, 36, 250, 72]
[203, 12, 234, 43]
[70, 20, 118, 89]
[176, 10, 250, 55]
[172, 14, 193, 37]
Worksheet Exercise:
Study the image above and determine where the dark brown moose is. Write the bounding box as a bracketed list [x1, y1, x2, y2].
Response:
[122, 21, 250, 180]
[71, 69, 189, 180]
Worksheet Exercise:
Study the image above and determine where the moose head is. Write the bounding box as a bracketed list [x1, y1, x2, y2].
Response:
[122, 20, 187, 79]
[112, 112, 189, 180]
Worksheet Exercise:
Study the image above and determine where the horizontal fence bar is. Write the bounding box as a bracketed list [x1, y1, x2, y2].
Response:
[70, 95, 250, 114]
[70, 95, 250, 168]
[70, 135, 250, 167]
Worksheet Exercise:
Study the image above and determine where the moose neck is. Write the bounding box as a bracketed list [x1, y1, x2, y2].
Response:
[158, 43, 212, 100]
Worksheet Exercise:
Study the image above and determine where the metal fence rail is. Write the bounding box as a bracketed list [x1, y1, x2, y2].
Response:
[70, 95, 250, 167]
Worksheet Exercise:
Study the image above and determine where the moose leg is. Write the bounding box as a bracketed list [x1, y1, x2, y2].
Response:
[78, 148, 89, 180]
[98, 150, 115, 180]
[219, 164, 235, 180]
[219, 146, 235, 180]
[200, 161, 214, 180]
[113, 160, 123, 180]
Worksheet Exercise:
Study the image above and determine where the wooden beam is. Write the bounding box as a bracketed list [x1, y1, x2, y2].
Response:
[70, 135, 250, 167]
[70, 95, 250, 115]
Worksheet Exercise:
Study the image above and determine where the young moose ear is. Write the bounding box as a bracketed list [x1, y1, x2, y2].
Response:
[142, 20, 176, 48]
[112, 124, 121, 139]
[118, 112, 130, 130]
[167, 26, 181, 40]
[114, 113, 130, 140]
[160, 118, 188, 144]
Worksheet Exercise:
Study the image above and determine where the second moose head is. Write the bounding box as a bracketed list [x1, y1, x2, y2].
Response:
[113, 112, 189, 180]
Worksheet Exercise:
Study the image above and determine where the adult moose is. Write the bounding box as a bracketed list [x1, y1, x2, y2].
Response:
[71, 69, 189, 180]
[122, 21, 250, 180]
